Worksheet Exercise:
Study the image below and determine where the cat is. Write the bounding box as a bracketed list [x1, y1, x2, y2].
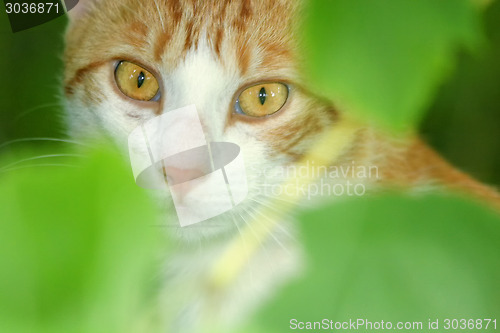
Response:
[62, 0, 500, 331]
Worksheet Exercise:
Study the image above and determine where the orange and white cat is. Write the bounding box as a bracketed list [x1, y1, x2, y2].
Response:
[63, 0, 500, 331]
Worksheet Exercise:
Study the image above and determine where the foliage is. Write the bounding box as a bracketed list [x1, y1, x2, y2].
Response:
[0, 147, 165, 333]
[301, 0, 482, 131]
[253, 194, 500, 332]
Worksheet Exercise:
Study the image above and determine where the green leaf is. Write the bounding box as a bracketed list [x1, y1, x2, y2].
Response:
[254, 194, 500, 332]
[0, 146, 165, 333]
[301, 0, 482, 131]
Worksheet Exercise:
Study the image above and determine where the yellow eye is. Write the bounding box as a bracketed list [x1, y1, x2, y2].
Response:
[236, 83, 289, 117]
[114, 61, 160, 101]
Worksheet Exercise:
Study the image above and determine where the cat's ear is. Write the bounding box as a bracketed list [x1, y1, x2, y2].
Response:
[65, 0, 98, 21]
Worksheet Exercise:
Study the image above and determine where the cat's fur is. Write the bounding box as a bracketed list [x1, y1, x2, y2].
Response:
[63, 0, 500, 331]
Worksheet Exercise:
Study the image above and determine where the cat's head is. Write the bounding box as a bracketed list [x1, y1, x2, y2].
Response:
[63, 0, 339, 240]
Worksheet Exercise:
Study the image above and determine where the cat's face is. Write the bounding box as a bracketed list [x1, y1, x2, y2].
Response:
[63, 0, 338, 238]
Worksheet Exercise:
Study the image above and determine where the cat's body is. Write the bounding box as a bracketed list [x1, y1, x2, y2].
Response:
[63, 0, 500, 331]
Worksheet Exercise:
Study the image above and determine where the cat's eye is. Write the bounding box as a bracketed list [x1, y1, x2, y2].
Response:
[235, 83, 289, 117]
[114, 61, 160, 101]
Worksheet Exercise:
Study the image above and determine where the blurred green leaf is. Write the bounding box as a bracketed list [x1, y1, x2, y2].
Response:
[422, 1, 500, 187]
[254, 194, 500, 332]
[0, 146, 165, 333]
[301, 0, 482, 131]
[0, 10, 67, 144]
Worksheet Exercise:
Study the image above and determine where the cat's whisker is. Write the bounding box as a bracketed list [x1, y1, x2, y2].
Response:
[246, 197, 297, 242]
[239, 205, 288, 256]
[235, 208, 260, 242]
[236, 208, 273, 255]
[229, 211, 256, 289]
[235, 208, 275, 270]
[0, 137, 87, 150]
[0, 163, 80, 174]
[0, 153, 83, 172]
[152, 0, 166, 32]
[236, 207, 277, 277]
[248, 195, 291, 215]
[13, 102, 62, 123]
[229, 211, 245, 244]
[242, 205, 291, 256]
[252, 189, 298, 206]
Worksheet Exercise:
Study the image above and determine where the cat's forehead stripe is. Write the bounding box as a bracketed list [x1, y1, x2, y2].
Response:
[155, 31, 173, 62]
[127, 21, 150, 49]
[65, 0, 299, 82]
[65, 60, 107, 96]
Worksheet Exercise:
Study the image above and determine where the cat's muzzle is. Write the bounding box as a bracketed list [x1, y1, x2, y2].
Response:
[127, 104, 248, 227]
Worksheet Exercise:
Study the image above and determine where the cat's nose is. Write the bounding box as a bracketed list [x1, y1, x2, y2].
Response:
[164, 166, 205, 186]
[164, 166, 207, 202]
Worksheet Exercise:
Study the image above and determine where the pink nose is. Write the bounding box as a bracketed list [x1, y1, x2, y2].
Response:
[164, 166, 205, 186]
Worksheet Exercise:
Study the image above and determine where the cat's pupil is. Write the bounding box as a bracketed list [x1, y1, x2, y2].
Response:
[137, 71, 145, 88]
[259, 87, 267, 105]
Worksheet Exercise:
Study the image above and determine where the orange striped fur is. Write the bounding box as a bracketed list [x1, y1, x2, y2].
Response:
[63, 0, 500, 209]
